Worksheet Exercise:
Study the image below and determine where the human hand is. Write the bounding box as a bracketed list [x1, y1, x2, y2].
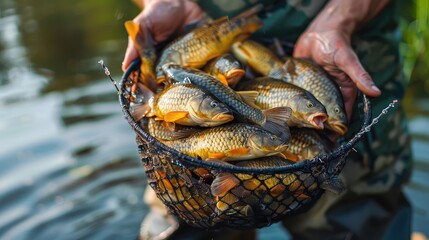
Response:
[122, 0, 204, 71]
[294, 28, 381, 123]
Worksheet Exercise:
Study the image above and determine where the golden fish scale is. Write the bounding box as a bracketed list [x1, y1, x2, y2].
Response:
[162, 124, 261, 159]
[244, 79, 306, 109]
[153, 84, 204, 116]
[162, 22, 244, 67]
[290, 59, 342, 108]
[288, 128, 329, 155]
[235, 40, 283, 75]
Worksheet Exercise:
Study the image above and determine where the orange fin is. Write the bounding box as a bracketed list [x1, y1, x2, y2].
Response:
[211, 173, 240, 196]
[208, 16, 229, 26]
[227, 147, 251, 156]
[208, 152, 227, 160]
[164, 111, 189, 122]
[237, 91, 259, 108]
[279, 150, 300, 162]
[216, 74, 229, 86]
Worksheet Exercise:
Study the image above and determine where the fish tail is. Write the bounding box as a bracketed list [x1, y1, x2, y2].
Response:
[262, 106, 292, 140]
[124, 21, 154, 53]
[125, 21, 158, 91]
[130, 83, 155, 121]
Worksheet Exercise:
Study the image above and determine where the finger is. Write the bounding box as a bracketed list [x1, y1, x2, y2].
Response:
[122, 37, 139, 72]
[334, 48, 381, 97]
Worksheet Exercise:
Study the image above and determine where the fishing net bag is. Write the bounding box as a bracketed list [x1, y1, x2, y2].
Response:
[118, 60, 373, 230]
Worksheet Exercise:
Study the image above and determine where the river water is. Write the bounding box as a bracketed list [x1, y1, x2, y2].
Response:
[0, 1, 427, 239]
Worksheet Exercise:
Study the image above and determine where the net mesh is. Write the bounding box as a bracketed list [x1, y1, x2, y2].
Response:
[119, 60, 372, 229]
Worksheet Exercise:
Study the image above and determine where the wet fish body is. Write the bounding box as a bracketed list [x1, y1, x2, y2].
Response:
[160, 123, 289, 161]
[238, 77, 328, 129]
[162, 64, 291, 140]
[271, 58, 348, 135]
[155, 6, 263, 81]
[231, 39, 284, 76]
[149, 84, 234, 127]
[286, 128, 333, 161]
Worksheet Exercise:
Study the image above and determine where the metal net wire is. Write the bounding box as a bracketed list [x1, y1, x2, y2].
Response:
[118, 60, 372, 230]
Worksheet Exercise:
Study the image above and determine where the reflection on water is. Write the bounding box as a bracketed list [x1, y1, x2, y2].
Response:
[0, 0, 428, 239]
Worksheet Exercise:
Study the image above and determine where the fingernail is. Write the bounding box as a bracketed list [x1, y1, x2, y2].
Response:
[371, 85, 381, 93]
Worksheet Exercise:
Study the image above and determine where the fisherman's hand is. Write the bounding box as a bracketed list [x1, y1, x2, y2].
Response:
[293, 0, 388, 124]
[122, 0, 204, 71]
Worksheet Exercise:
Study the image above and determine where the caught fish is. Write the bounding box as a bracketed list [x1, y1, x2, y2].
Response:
[155, 5, 263, 82]
[237, 77, 328, 130]
[271, 58, 348, 135]
[162, 64, 292, 140]
[148, 117, 201, 140]
[133, 84, 234, 127]
[282, 128, 333, 162]
[231, 39, 284, 77]
[209, 156, 304, 216]
[124, 21, 158, 92]
[230, 39, 348, 135]
[160, 123, 289, 161]
[203, 53, 245, 87]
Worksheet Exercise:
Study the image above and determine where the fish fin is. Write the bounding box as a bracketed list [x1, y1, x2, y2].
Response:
[208, 16, 229, 25]
[278, 150, 300, 162]
[164, 111, 189, 122]
[231, 4, 263, 21]
[211, 173, 240, 196]
[216, 74, 229, 86]
[155, 116, 164, 121]
[270, 184, 286, 197]
[237, 90, 259, 108]
[262, 106, 292, 140]
[136, 82, 155, 100]
[282, 58, 297, 77]
[131, 104, 152, 121]
[170, 127, 200, 140]
[208, 152, 227, 160]
[299, 145, 322, 160]
[227, 147, 251, 156]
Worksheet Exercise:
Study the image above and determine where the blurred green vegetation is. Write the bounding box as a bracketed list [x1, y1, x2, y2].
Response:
[400, 0, 429, 96]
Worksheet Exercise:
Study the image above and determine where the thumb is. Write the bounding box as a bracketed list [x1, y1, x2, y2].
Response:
[122, 37, 139, 72]
[335, 47, 381, 97]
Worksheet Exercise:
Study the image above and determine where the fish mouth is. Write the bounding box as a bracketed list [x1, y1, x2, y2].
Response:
[325, 121, 349, 135]
[306, 113, 328, 130]
[212, 113, 234, 122]
[226, 69, 246, 80]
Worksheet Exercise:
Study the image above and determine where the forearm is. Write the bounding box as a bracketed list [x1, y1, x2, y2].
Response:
[308, 0, 391, 35]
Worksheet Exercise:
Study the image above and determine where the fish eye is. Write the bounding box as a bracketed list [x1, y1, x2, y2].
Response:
[270, 135, 277, 141]
[334, 107, 341, 113]
[210, 101, 218, 108]
[306, 102, 314, 108]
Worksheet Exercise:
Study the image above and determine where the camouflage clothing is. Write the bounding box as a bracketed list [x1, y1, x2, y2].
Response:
[142, 0, 413, 239]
